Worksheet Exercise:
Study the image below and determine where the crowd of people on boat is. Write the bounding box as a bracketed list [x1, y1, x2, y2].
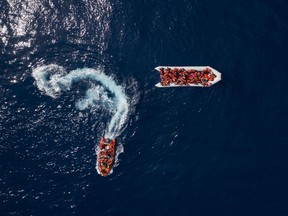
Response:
[159, 67, 216, 87]
[98, 143, 114, 171]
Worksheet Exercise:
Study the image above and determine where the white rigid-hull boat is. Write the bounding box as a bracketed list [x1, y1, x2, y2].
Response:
[96, 137, 116, 177]
[155, 66, 221, 87]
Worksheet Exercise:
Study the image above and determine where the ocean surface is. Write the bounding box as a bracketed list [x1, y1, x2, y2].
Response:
[1, 0, 288, 215]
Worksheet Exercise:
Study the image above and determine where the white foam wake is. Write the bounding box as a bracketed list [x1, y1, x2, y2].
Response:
[32, 64, 129, 138]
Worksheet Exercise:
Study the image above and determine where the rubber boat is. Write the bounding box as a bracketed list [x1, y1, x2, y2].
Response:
[96, 138, 116, 177]
[155, 66, 221, 87]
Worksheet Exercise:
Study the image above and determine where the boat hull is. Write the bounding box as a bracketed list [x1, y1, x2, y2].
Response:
[155, 66, 221, 87]
[96, 138, 116, 177]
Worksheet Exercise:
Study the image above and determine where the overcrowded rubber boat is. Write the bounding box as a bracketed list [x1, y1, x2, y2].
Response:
[155, 66, 221, 87]
[96, 138, 116, 177]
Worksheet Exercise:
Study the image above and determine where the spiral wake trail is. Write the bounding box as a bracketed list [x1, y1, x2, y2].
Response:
[32, 64, 129, 139]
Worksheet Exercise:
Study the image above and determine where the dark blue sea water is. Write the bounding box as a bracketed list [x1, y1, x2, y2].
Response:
[1, 0, 288, 215]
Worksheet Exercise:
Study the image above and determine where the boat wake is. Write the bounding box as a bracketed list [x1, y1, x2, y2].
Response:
[32, 64, 130, 139]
